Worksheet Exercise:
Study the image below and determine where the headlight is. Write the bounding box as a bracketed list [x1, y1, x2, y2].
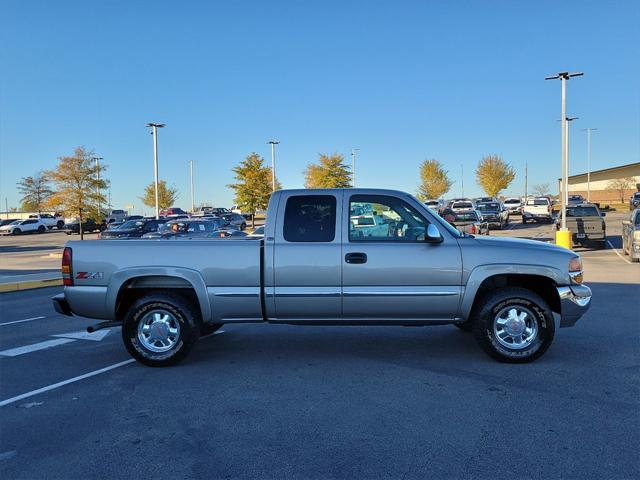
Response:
[568, 256, 583, 284]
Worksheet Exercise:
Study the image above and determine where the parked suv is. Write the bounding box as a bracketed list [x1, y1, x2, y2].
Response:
[28, 213, 65, 230]
[630, 192, 640, 210]
[0, 218, 47, 235]
[99, 218, 167, 239]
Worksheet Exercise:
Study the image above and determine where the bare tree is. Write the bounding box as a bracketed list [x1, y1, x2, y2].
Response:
[532, 183, 551, 197]
[607, 177, 635, 203]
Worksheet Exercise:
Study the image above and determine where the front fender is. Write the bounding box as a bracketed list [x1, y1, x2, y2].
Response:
[107, 267, 211, 323]
[460, 264, 566, 320]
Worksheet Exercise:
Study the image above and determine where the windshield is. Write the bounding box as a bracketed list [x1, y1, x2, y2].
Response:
[566, 206, 599, 217]
[455, 212, 478, 222]
[477, 203, 499, 211]
[424, 201, 439, 206]
[504, 199, 520, 204]
[407, 194, 461, 238]
[452, 202, 473, 209]
[119, 220, 144, 230]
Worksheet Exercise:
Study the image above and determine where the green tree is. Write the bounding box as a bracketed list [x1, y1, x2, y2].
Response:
[140, 181, 179, 212]
[475, 155, 516, 198]
[228, 153, 279, 227]
[416, 159, 453, 201]
[17, 171, 53, 212]
[47, 146, 109, 239]
[304, 153, 352, 188]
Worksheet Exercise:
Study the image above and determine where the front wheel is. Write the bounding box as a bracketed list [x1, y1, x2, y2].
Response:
[56, 220, 64, 229]
[472, 288, 555, 363]
[13, 228, 22, 235]
[241, 223, 247, 231]
[122, 292, 200, 367]
[522, 217, 527, 224]
[38, 225, 46, 233]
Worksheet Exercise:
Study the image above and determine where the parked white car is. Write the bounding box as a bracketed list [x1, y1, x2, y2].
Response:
[0, 218, 48, 235]
[27, 213, 64, 229]
[503, 197, 523, 214]
[522, 197, 553, 223]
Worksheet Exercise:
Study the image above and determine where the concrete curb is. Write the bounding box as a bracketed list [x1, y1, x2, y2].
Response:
[0, 277, 63, 293]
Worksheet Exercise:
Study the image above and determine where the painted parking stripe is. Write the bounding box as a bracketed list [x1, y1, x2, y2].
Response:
[607, 241, 632, 264]
[0, 338, 75, 357]
[0, 359, 136, 407]
[0, 316, 46, 327]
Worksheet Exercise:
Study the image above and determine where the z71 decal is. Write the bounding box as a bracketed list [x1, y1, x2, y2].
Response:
[75, 272, 104, 280]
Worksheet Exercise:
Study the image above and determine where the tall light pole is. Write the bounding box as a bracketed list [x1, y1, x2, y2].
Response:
[545, 71, 583, 236]
[524, 162, 528, 202]
[92, 157, 104, 218]
[189, 160, 195, 213]
[564, 117, 578, 210]
[351, 148, 359, 187]
[146, 123, 165, 219]
[461, 164, 464, 198]
[582, 128, 597, 202]
[267, 140, 280, 191]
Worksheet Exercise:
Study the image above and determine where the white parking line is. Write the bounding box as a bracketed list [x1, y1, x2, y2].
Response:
[0, 359, 136, 407]
[607, 241, 632, 264]
[0, 338, 76, 357]
[0, 316, 46, 327]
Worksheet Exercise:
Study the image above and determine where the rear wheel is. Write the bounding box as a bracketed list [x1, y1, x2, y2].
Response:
[56, 220, 64, 229]
[37, 225, 46, 233]
[472, 288, 555, 363]
[122, 292, 200, 367]
[595, 240, 607, 250]
[241, 223, 247, 231]
[522, 217, 527, 224]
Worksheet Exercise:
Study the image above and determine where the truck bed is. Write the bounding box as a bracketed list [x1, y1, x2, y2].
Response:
[65, 238, 263, 322]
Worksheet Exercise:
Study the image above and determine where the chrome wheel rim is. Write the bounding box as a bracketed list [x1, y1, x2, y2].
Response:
[493, 306, 538, 350]
[137, 309, 181, 353]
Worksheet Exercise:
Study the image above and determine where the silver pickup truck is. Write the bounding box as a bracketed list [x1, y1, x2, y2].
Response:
[52, 188, 592, 366]
[622, 209, 640, 262]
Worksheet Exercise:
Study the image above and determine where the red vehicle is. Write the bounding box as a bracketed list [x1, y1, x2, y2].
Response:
[160, 207, 188, 216]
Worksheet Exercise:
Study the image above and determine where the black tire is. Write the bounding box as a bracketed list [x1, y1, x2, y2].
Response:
[38, 225, 46, 233]
[56, 220, 64, 229]
[122, 292, 200, 367]
[471, 287, 555, 363]
[241, 223, 247, 231]
[595, 240, 607, 250]
[522, 217, 527, 224]
[65, 231, 72, 235]
[13, 228, 21, 235]
[200, 323, 223, 336]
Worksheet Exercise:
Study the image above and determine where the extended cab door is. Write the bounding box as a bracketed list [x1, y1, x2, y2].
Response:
[267, 191, 343, 321]
[342, 193, 463, 321]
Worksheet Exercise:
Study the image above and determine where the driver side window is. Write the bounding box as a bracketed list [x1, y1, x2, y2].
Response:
[349, 195, 428, 242]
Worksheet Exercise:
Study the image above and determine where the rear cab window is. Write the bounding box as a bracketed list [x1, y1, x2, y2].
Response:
[283, 195, 337, 242]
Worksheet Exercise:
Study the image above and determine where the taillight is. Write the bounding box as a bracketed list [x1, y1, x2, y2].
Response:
[469, 225, 477, 234]
[62, 247, 73, 286]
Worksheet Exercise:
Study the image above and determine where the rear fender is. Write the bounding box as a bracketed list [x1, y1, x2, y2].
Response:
[107, 267, 211, 323]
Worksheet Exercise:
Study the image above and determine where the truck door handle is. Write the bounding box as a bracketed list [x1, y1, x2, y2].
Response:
[345, 252, 367, 264]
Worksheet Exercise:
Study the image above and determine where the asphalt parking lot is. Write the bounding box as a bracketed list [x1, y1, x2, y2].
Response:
[1, 213, 638, 479]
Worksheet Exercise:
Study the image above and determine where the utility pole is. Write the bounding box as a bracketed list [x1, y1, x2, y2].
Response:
[461, 164, 464, 198]
[524, 162, 528, 202]
[146, 123, 165, 219]
[267, 140, 280, 191]
[189, 160, 195, 213]
[4, 197, 8, 219]
[545, 71, 583, 240]
[108, 189, 112, 209]
[351, 148, 359, 187]
[92, 157, 103, 219]
[582, 128, 597, 202]
[565, 117, 578, 208]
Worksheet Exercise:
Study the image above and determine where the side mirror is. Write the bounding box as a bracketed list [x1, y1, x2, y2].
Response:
[425, 224, 443, 244]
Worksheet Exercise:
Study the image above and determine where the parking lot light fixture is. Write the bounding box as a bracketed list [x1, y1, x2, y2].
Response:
[545, 72, 583, 239]
[146, 123, 165, 219]
[267, 140, 280, 191]
[581, 128, 598, 203]
[92, 157, 104, 220]
[351, 148, 359, 187]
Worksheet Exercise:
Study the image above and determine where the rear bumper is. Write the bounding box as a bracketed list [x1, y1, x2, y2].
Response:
[557, 284, 592, 327]
[52, 293, 73, 316]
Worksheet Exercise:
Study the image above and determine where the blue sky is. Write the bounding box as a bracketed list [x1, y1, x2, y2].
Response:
[1, 0, 638, 213]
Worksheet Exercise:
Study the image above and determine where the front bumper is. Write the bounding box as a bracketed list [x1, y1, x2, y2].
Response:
[52, 293, 73, 316]
[557, 284, 592, 327]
